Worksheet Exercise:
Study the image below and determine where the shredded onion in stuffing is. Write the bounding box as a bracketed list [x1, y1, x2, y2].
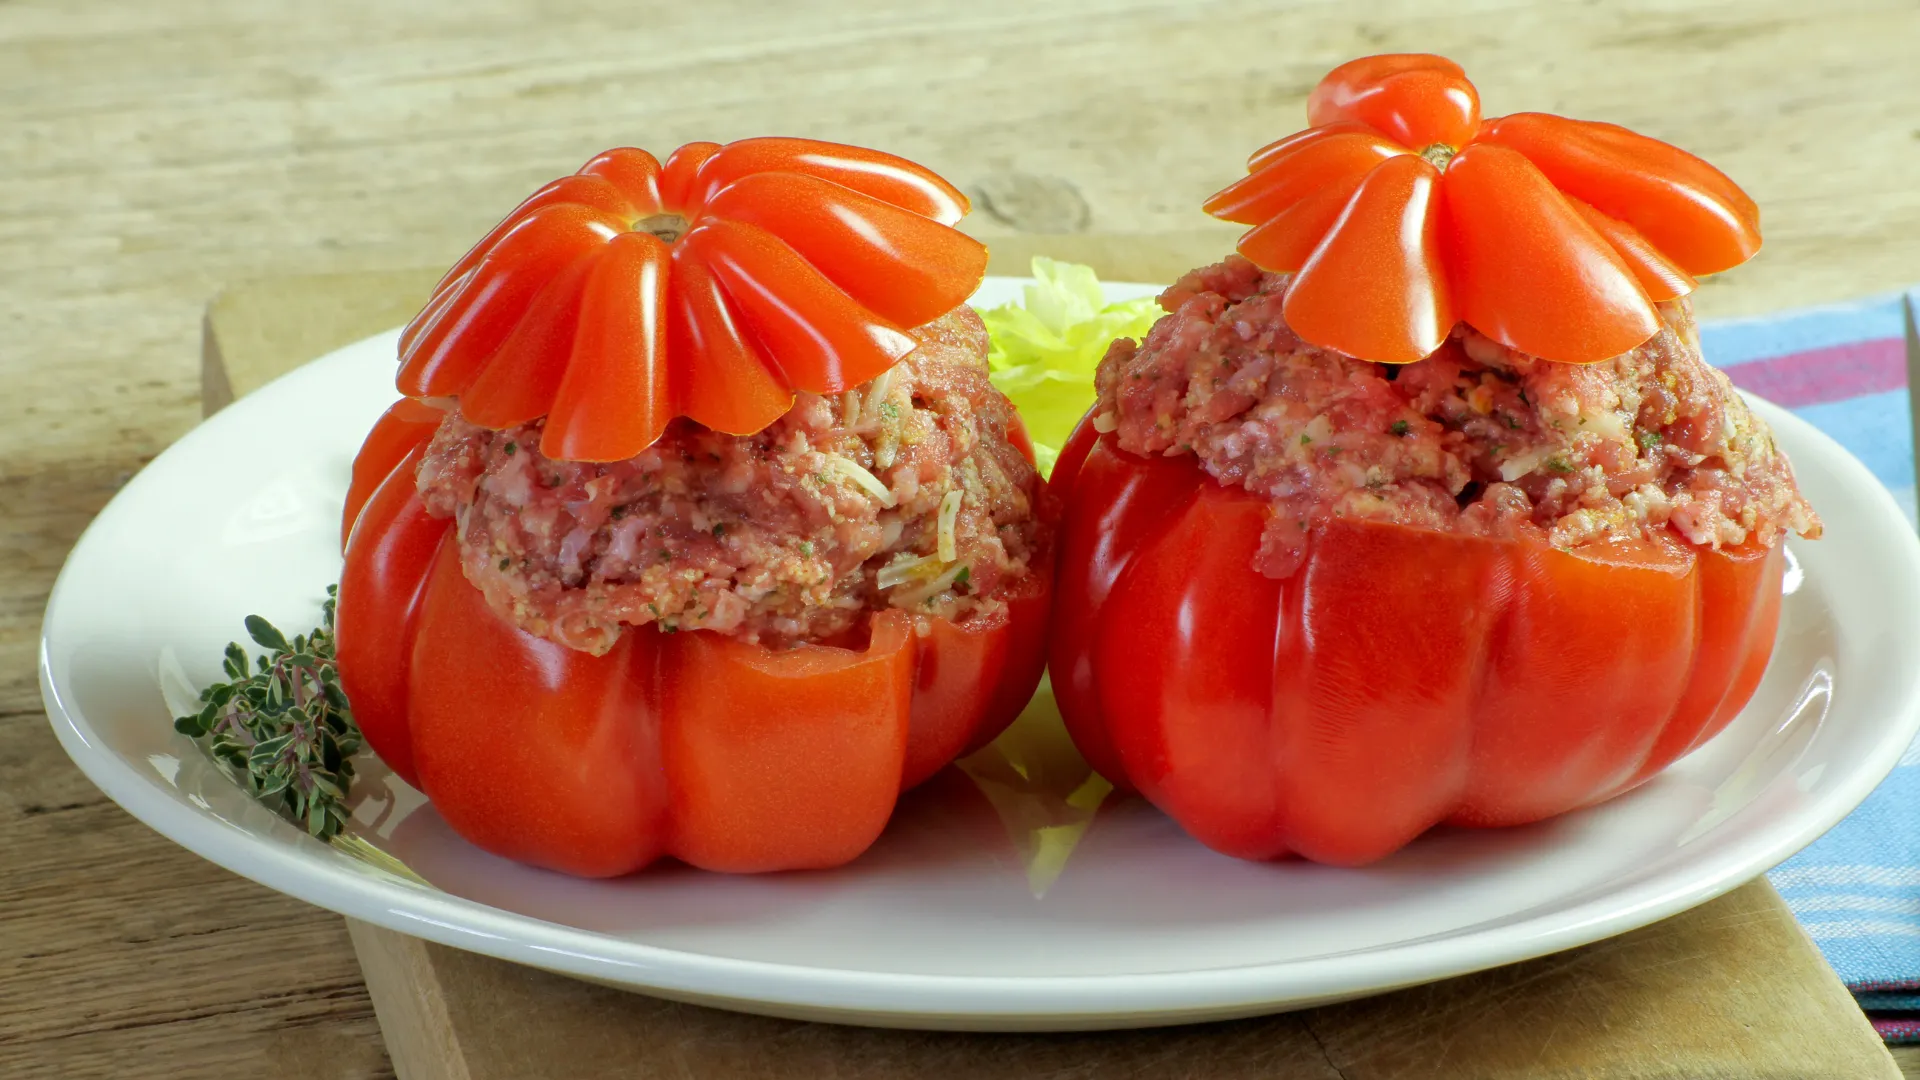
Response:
[892, 561, 971, 609]
[937, 489, 963, 562]
[824, 454, 897, 507]
[864, 369, 893, 421]
[1499, 449, 1549, 482]
[877, 552, 942, 590]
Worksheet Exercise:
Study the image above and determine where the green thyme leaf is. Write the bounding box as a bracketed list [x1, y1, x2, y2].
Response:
[1390, 420, 1410, 437]
[245, 615, 290, 653]
[174, 585, 360, 844]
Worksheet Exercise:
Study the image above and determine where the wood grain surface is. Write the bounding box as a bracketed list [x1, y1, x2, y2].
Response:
[5, 1, 1920, 1076]
[343, 886, 1893, 1080]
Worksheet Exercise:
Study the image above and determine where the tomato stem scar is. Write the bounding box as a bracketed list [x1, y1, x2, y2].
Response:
[633, 213, 690, 243]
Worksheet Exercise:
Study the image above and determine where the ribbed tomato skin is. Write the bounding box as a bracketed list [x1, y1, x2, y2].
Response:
[1050, 425, 1783, 866]
[334, 413, 1049, 877]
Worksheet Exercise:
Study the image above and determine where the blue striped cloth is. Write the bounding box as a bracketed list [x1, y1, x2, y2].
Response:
[1704, 289, 1920, 1042]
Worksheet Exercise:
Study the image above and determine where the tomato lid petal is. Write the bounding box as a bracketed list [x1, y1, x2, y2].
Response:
[1233, 169, 1374, 273]
[1211, 54, 1755, 366]
[577, 147, 664, 212]
[393, 138, 982, 459]
[695, 219, 916, 395]
[1204, 131, 1406, 225]
[400, 205, 623, 398]
[659, 141, 722, 214]
[691, 137, 970, 225]
[1566, 197, 1697, 304]
[708, 171, 989, 329]
[1479, 113, 1761, 276]
[1307, 53, 1480, 150]
[432, 174, 639, 301]
[540, 233, 675, 462]
[1245, 120, 1377, 171]
[457, 253, 598, 430]
[1283, 155, 1452, 363]
[669, 234, 795, 436]
[1440, 143, 1660, 364]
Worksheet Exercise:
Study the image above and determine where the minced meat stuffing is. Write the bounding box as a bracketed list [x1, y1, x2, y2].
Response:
[1093, 256, 1820, 579]
[417, 307, 1048, 655]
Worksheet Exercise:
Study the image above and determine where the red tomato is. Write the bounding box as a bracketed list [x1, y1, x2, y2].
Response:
[398, 139, 988, 462]
[1205, 54, 1760, 365]
[341, 398, 444, 549]
[1049, 425, 1784, 866]
[335, 423, 1050, 876]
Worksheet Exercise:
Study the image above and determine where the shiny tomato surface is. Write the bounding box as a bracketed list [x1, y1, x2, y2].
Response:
[1206, 54, 1761, 366]
[334, 403, 1049, 876]
[1049, 420, 1784, 866]
[398, 139, 986, 462]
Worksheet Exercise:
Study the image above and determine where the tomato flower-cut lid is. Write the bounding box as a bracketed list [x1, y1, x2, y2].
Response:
[1205, 54, 1762, 365]
[397, 138, 989, 461]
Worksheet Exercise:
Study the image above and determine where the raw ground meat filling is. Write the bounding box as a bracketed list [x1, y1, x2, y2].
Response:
[417, 307, 1049, 655]
[1093, 256, 1821, 579]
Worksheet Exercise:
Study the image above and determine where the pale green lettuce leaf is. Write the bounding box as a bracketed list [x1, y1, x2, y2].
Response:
[976, 257, 1161, 476]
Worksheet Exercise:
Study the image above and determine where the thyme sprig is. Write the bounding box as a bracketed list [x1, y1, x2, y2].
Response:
[173, 586, 360, 840]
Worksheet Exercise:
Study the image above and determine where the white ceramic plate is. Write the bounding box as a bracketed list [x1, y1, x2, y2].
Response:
[40, 278, 1920, 1031]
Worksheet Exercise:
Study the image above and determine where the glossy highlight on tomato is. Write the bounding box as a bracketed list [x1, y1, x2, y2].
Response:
[334, 417, 1049, 876]
[1206, 54, 1760, 365]
[399, 138, 989, 462]
[1048, 422, 1784, 866]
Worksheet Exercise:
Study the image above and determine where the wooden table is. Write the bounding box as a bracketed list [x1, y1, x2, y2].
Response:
[5, 2, 1920, 1076]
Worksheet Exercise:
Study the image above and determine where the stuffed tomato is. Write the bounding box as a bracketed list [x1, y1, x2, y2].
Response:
[1050, 55, 1820, 866]
[335, 140, 1052, 876]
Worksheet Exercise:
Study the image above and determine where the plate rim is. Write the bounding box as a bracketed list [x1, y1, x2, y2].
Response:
[38, 282, 1920, 1028]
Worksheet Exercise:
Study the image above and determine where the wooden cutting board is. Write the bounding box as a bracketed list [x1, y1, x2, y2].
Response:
[202, 235, 1900, 1080]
